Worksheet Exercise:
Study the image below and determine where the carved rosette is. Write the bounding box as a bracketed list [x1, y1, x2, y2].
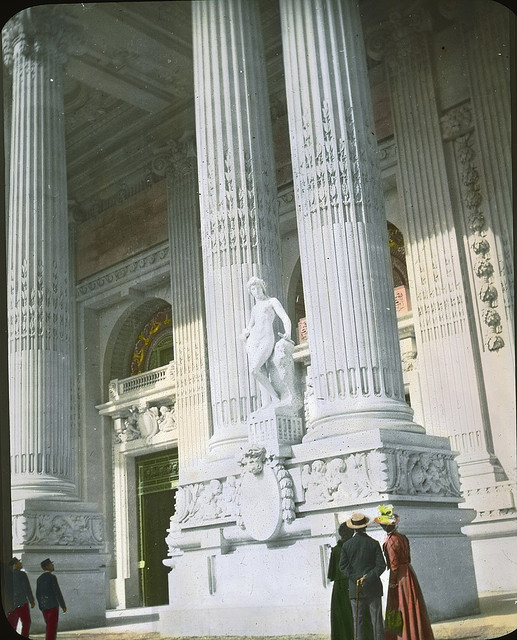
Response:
[12, 512, 104, 549]
[441, 103, 504, 351]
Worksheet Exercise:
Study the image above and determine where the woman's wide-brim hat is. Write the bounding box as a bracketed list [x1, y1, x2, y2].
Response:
[346, 512, 370, 529]
[374, 504, 400, 526]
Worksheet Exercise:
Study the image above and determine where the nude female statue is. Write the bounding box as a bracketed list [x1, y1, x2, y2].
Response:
[241, 276, 292, 405]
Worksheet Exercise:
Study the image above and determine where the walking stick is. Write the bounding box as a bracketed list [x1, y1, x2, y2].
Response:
[354, 578, 362, 640]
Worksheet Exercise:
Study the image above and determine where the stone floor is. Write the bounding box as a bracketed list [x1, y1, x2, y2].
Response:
[27, 592, 517, 640]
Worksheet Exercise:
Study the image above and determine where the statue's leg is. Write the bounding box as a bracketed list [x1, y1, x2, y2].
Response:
[252, 365, 280, 402]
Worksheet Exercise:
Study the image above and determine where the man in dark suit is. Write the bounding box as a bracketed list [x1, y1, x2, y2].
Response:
[6, 557, 35, 638]
[36, 558, 67, 640]
[339, 513, 386, 640]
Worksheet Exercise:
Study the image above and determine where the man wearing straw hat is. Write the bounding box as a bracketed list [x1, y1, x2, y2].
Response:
[339, 513, 385, 640]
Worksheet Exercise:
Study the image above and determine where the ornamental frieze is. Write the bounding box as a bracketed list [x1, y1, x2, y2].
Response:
[12, 512, 104, 548]
[300, 447, 461, 509]
[171, 476, 239, 526]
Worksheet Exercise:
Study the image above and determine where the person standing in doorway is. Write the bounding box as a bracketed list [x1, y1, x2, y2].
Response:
[6, 557, 35, 638]
[36, 558, 67, 640]
[374, 506, 435, 640]
[339, 513, 385, 640]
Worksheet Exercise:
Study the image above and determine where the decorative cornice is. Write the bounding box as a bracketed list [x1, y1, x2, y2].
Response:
[76, 242, 169, 302]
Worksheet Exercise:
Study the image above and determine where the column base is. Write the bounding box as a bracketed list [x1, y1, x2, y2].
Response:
[207, 424, 249, 461]
[11, 475, 77, 501]
[303, 404, 424, 442]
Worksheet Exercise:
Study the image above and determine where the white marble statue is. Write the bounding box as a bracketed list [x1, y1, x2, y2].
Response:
[241, 277, 298, 408]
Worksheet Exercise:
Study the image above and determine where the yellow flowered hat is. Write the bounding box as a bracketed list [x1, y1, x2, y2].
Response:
[373, 504, 400, 525]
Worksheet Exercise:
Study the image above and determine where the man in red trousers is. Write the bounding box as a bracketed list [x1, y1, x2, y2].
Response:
[36, 558, 67, 640]
[7, 557, 35, 638]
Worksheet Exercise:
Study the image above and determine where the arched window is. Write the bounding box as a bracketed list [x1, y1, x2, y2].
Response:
[129, 305, 173, 375]
[387, 222, 411, 315]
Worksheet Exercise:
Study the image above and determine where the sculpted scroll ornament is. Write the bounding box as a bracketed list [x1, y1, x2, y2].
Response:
[169, 448, 295, 539]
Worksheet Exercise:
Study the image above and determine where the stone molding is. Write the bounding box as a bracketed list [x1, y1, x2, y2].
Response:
[168, 443, 461, 541]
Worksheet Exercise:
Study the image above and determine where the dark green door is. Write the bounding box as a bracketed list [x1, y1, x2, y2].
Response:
[136, 449, 178, 607]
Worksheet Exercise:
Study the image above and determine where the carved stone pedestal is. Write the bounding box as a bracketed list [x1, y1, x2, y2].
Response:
[160, 427, 479, 636]
[11, 499, 108, 633]
[248, 405, 303, 457]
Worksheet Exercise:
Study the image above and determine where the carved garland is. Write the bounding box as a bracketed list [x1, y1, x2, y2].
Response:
[441, 103, 504, 351]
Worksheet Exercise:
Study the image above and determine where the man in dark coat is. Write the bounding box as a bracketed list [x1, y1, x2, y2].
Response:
[339, 513, 386, 640]
[36, 558, 67, 640]
[6, 557, 35, 638]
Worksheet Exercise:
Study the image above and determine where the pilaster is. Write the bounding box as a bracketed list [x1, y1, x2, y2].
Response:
[460, 1, 513, 349]
[192, 0, 283, 458]
[366, 2, 507, 489]
[279, 0, 418, 439]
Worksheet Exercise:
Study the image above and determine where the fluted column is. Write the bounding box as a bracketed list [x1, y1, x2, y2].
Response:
[4, 8, 78, 498]
[153, 136, 212, 476]
[279, 0, 418, 440]
[192, 0, 282, 458]
[366, 3, 505, 485]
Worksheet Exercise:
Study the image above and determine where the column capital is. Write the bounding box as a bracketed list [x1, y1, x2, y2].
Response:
[2, 6, 84, 70]
[152, 131, 197, 179]
[365, 2, 432, 66]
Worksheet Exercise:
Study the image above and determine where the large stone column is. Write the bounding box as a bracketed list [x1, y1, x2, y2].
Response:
[279, 0, 418, 439]
[153, 136, 213, 478]
[192, 0, 283, 459]
[5, 8, 76, 498]
[3, 8, 106, 631]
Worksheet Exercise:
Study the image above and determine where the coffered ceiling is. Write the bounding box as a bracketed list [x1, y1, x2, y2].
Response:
[3, 0, 385, 222]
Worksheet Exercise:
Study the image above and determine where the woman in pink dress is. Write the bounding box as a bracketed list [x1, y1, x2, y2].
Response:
[374, 506, 434, 640]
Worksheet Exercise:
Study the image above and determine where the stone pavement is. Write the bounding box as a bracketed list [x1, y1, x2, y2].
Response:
[28, 592, 517, 640]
